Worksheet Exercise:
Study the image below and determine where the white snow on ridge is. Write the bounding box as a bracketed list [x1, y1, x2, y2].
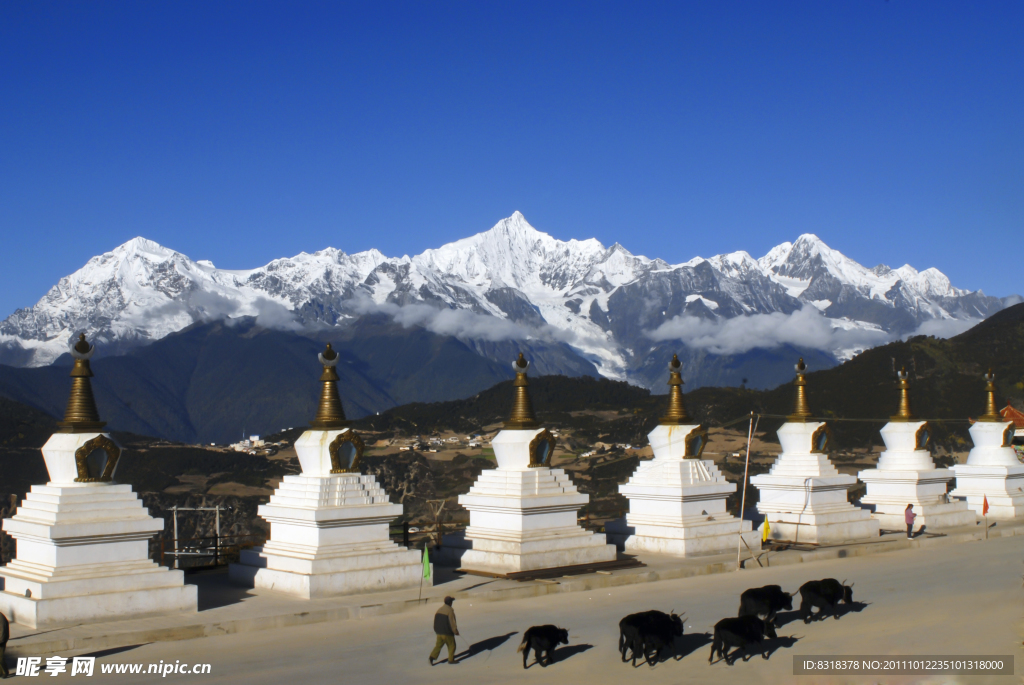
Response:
[686, 294, 720, 310]
[0, 213, 1003, 372]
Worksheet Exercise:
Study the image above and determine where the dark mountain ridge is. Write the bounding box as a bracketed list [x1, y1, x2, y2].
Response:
[2, 304, 1022, 450]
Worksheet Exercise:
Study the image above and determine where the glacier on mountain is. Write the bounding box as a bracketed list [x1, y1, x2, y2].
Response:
[0, 212, 1010, 388]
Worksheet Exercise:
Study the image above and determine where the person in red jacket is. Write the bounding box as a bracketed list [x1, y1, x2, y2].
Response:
[905, 504, 917, 539]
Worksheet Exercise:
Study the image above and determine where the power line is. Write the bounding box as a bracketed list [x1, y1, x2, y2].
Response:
[715, 411, 972, 428]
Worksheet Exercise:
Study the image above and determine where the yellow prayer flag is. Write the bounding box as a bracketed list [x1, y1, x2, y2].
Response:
[762, 518, 771, 542]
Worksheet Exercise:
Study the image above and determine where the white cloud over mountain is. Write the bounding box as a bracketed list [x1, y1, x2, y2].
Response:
[647, 306, 890, 356]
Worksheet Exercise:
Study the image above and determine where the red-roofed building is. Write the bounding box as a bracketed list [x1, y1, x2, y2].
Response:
[1001, 403, 1024, 430]
[1002, 404, 1024, 461]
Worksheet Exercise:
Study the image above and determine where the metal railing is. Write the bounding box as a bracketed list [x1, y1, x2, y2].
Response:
[159, 533, 265, 570]
[158, 524, 470, 569]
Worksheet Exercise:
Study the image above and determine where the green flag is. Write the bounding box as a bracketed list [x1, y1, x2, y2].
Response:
[422, 546, 431, 579]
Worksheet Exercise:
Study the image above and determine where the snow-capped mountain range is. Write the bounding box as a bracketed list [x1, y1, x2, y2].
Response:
[0, 212, 1012, 388]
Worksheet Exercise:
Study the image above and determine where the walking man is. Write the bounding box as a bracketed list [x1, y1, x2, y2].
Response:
[1, 610, 9, 679]
[905, 503, 917, 539]
[429, 596, 459, 665]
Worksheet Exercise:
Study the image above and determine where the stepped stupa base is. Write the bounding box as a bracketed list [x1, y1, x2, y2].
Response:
[0, 479, 196, 629]
[451, 429, 617, 576]
[607, 516, 759, 557]
[443, 527, 617, 576]
[950, 464, 1024, 519]
[752, 418, 881, 545]
[611, 433, 760, 557]
[867, 502, 976, 531]
[229, 472, 424, 599]
[230, 544, 423, 599]
[860, 469, 975, 530]
[758, 507, 880, 545]
[0, 563, 195, 629]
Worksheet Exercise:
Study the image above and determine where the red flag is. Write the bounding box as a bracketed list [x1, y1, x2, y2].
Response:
[982, 495, 990, 516]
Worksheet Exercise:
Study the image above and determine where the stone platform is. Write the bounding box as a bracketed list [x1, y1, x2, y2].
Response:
[229, 471, 423, 599]
[0, 479, 196, 628]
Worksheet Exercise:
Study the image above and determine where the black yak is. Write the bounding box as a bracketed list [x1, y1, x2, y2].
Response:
[799, 578, 854, 623]
[517, 625, 569, 668]
[709, 615, 778, 665]
[618, 610, 684, 667]
[738, 584, 793, 627]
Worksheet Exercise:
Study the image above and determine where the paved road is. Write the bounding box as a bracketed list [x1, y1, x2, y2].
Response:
[26, 535, 1024, 684]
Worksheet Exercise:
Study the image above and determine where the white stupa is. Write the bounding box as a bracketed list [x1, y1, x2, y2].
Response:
[229, 344, 422, 598]
[950, 371, 1024, 519]
[608, 355, 759, 556]
[750, 359, 880, 545]
[0, 335, 196, 628]
[443, 354, 617, 576]
[859, 369, 975, 530]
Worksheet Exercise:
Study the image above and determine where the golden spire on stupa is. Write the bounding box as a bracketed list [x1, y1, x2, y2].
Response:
[659, 354, 692, 425]
[787, 357, 813, 422]
[57, 333, 107, 433]
[976, 369, 1002, 422]
[890, 367, 915, 422]
[309, 343, 350, 429]
[504, 353, 539, 429]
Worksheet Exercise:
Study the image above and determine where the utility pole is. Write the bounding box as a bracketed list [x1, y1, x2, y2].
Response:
[736, 413, 760, 570]
[427, 499, 447, 548]
[172, 505, 179, 569]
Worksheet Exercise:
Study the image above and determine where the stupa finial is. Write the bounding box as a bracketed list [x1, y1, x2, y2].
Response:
[309, 343, 350, 429]
[977, 368, 1002, 422]
[659, 354, 691, 425]
[504, 353, 538, 429]
[787, 357, 813, 422]
[57, 333, 107, 433]
[890, 366, 915, 421]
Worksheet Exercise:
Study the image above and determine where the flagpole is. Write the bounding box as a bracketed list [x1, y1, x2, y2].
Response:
[983, 495, 990, 540]
[736, 413, 757, 570]
[418, 544, 428, 601]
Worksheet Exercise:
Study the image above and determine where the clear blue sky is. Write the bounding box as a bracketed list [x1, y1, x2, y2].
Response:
[1, 1, 1021, 317]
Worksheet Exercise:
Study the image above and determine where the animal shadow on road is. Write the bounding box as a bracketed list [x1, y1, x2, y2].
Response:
[709, 636, 800, 666]
[674, 632, 713, 660]
[639, 633, 713, 667]
[788, 600, 870, 624]
[455, 632, 518, 662]
[837, 601, 869, 618]
[79, 644, 150, 658]
[549, 643, 593, 665]
[763, 636, 800, 660]
[772, 610, 804, 628]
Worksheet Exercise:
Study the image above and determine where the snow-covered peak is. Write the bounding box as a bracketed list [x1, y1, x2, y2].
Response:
[900, 266, 960, 299]
[412, 212, 608, 294]
[758, 241, 793, 272]
[705, 250, 761, 278]
[769, 233, 854, 280]
[110, 236, 179, 261]
[584, 243, 651, 288]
